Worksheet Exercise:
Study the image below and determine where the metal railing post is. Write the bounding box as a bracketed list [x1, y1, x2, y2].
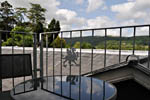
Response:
[119, 28, 122, 63]
[0, 32, 2, 92]
[148, 26, 150, 69]
[133, 27, 136, 55]
[40, 33, 44, 89]
[104, 29, 107, 68]
[33, 33, 38, 90]
[0, 32, 1, 54]
[52, 33, 55, 92]
[60, 32, 63, 96]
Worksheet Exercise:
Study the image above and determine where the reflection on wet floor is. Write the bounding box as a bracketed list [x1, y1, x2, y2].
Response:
[11, 76, 117, 100]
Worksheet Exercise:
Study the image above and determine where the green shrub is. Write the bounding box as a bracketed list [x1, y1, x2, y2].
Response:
[73, 42, 92, 49]
[73, 42, 80, 48]
[51, 36, 66, 48]
[81, 42, 92, 49]
[3, 26, 33, 47]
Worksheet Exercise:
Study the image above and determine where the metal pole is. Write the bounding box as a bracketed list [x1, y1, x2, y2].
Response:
[60, 32, 63, 95]
[104, 29, 107, 68]
[133, 27, 136, 55]
[23, 33, 26, 92]
[79, 30, 82, 100]
[91, 30, 94, 73]
[148, 26, 150, 69]
[12, 31, 15, 94]
[40, 33, 44, 89]
[103, 81, 105, 100]
[52, 33, 55, 92]
[46, 34, 48, 89]
[90, 77, 93, 100]
[0, 32, 1, 54]
[0, 32, 2, 92]
[33, 33, 37, 90]
[119, 28, 122, 63]
[79, 31, 82, 76]
[69, 31, 72, 99]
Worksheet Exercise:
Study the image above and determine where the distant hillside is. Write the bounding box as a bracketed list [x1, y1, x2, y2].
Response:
[64, 36, 149, 46]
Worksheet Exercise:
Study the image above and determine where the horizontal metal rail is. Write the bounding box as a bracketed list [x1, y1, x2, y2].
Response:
[40, 24, 150, 34]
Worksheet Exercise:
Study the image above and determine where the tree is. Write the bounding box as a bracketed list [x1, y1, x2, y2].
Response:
[15, 7, 27, 26]
[47, 18, 61, 46]
[0, 1, 16, 40]
[51, 36, 66, 48]
[27, 3, 46, 43]
[48, 18, 56, 32]
[33, 21, 44, 42]
[27, 3, 46, 26]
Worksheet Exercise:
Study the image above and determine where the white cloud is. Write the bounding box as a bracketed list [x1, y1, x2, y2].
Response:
[56, 9, 86, 30]
[111, 2, 135, 13]
[111, 0, 150, 23]
[87, 0, 104, 13]
[134, 0, 150, 11]
[86, 16, 116, 28]
[76, 0, 84, 4]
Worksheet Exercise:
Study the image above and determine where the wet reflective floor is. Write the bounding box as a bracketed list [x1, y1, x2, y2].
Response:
[11, 76, 117, 100]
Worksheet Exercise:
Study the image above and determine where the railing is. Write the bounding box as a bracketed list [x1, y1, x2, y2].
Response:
[0, 24, 150, 99]
[0, 31, 38, 94]
[39, 24, 150, 99]
[40, 24, 150, 77]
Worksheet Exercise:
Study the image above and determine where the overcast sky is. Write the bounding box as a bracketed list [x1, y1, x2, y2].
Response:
[1, 0, 150, 36]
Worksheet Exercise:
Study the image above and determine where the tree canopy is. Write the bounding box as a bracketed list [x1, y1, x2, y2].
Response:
[47, 18, 61, 46]
[0, 1, 61, 45]
[27, 3, 46, 26]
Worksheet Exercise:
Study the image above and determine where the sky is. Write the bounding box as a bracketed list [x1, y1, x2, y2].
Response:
[1, 0, 150, 36]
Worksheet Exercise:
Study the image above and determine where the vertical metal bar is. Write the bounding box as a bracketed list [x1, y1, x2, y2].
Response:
[46, 34, 48, 89]
[60, 32, 63, 95]
[104, 29, 107, 68]
[103, 81, 105, 100]
[90, 77, 93, 100]
[12, 31, 15, 94]
[40, 33, 44, 89]
[91, 30, 94, 74]
[69, 31, 72, 99]
[53, 33, 55, 92]
[23, 33, 26, 92]
[79, 30, 82, 100]
[0, 32, 2, 92]
[148, 26, 150, 69]
[133, 27, 136, 55]
[79, 31, 82, 76]
[0, 32, 1, 54]
[90, 30, 94, 100]
[33, 33, 37, 90]
[119, 28, 122, 63]
[79, 76, 81, 100]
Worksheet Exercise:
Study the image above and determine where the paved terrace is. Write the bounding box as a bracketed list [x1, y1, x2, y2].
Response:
[1, 47, 148, 91]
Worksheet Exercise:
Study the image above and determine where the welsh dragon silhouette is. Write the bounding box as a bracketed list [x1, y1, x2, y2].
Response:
[63, 48, 79, 67]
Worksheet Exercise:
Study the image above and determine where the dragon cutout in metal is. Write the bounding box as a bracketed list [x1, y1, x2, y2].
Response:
[63, 48, 79, 67]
